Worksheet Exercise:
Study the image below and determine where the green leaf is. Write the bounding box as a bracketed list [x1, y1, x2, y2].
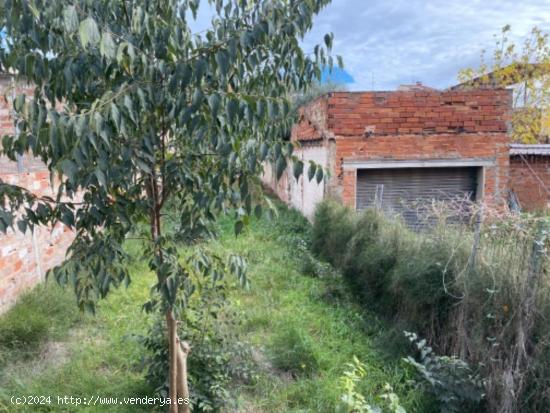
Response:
[63, 6, 79, 33]
[234, 220, 244, 236]
[124, 95, 136, 123]
[308, 162, 316, 181]
[208, 94, 220, 117]
[192, 88, 203, 107]
[135, 158, 151, 174]
[110, 103, 120, 131]
[60, 159, 78, 182]
[260, 142, 269, 160]
[267, 100, 278, 118]
[315, 167, 324, 183]
[95, 168, 107, 187]
[275, 157, 286, 179]
[226, 99, 238, 124]
[79, 17, 100, 49]
[293, 160, 303, 180]
[17, 220, 27, 234]
[100, 32, 116, 59]
[14, 94, 25, 112]
[216, 50, 229, 77]
[254, 204, 262, 219]
[324, 33, 333, 50]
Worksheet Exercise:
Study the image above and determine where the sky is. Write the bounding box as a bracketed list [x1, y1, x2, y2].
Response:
[190, 0, 550, 91]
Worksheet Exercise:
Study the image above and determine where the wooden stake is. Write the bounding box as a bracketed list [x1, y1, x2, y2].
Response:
[166, 311, 178, 413]
[177, 338, 191, 413]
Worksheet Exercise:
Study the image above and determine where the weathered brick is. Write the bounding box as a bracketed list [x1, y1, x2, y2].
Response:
[0, 76, 75, 314]
[509, 155, 550, 211]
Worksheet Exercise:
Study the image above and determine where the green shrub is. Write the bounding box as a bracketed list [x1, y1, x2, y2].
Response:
[403, 331, 483, 413]
[341, 210, 399, 312]
[388, 231, 470, 335]
[0, 309, 48, 351]
[338, 356, 407, 413]
[311, 200, 355, 267]
[141, 283, 255, 412]
[268, 325, 320, 377]
[261, 202, 311, 244]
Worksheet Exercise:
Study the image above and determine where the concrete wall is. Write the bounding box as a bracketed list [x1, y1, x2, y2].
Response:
[261, 142, 328, 220]
[0, 76, 74, 313]
[509, 155, 550, 211]
[291, 143, 327, 219]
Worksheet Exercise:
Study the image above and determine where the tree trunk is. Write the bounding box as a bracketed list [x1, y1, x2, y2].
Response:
[177, 339, 191, 413]
[148, 176, 189, 412]
[166, 310, 179, 413]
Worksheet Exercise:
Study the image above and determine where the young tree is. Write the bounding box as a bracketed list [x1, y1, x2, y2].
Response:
[458, 25, 550, 143]
[0, 1, 337, 411]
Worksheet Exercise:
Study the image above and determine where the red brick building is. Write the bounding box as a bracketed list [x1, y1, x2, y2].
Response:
[264, 88, 512, 222]
[509, 144, 550, 211]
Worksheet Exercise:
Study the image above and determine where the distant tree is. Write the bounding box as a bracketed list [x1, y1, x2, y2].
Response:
[0, 1, 338, 411]
[458, 25, 550, 143]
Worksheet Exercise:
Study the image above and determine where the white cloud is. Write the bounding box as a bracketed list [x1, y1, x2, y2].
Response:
[187, 0, 550, 91]
[302, 0, 550, 90]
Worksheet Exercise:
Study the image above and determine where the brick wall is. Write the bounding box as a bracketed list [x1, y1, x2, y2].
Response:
[285, 88, 511, 211]
[0, 75, 74, 313]
[325, 89, 510, 136]
[334, 133, 510, 207]
[509, 155, 550, 211]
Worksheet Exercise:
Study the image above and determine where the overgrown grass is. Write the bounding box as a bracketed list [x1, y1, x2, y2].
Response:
[215, 206, 433, 412]
[311, 199, 550, 412]
[0, 282, 84, 366]
[0, 240, 155, 412]
[0, 203, 433, 412]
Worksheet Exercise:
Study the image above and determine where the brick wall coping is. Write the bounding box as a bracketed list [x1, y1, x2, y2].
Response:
[295, 88, 511, 141]
[510, 144, 550, 156]
[341, 158, 496, 170]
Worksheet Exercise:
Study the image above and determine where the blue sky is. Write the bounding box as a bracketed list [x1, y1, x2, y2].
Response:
[190, 0, 550, 91]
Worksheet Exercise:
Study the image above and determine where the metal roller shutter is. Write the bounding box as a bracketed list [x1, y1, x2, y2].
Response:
[356, 167, 478, 228]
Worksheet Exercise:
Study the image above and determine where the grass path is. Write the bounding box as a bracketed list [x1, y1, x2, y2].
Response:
[217, 211, 429, 412]
[0, 208, 430, 412]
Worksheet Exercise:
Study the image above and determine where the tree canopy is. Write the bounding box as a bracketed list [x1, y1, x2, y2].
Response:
[458, 25, 550, 143]
[0, 0, 338, 410]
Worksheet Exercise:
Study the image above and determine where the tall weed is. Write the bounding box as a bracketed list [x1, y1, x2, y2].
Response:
[311, 200, 550, 412]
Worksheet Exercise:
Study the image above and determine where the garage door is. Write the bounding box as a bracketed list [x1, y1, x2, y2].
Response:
[356, 167, 478, 228]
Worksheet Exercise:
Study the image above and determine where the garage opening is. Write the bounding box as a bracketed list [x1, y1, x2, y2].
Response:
[356, 167, 479, 228]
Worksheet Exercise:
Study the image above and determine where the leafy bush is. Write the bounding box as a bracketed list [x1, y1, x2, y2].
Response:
[311, 200, 356, 268]
[261, 201, 311, 242]
[141, 282, 255, 412]
[261, 202, 336, 279]
[341, 209, 400, 313]
[338, 356, 406, 413]
[403, 332, 483, 413]
[268, 325, 320, 376]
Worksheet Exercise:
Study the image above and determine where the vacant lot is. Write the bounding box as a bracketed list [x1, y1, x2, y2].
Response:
[0, 207, 430, 412]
